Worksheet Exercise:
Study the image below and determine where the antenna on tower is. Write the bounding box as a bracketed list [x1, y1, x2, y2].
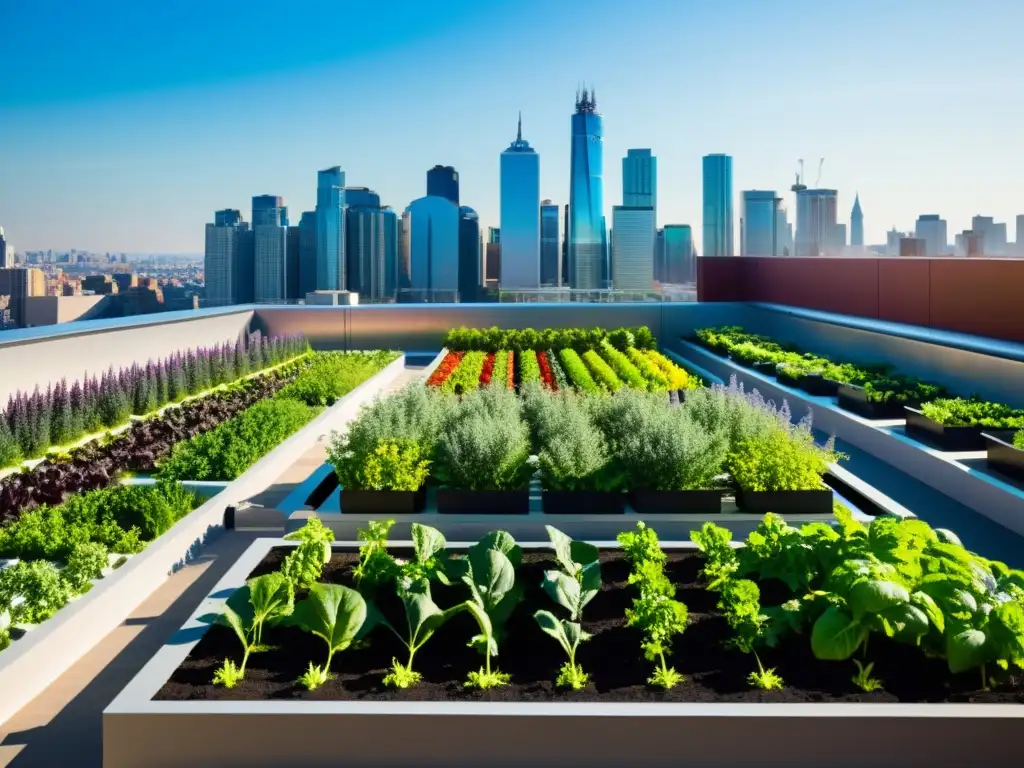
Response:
[517, 111, 522, 142]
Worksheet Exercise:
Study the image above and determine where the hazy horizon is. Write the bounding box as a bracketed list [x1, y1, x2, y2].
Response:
[2, 0, 1022, 254]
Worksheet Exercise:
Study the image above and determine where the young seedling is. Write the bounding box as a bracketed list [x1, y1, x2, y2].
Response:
[203, 572, 294, 688]
[534, 610, 592, 690]
[291, 583, 367, 690]
[463, 600, 511, 689]
[851, 659, 883, 692]
[718, 578, 784, 691]
[400, 523, 452, 586]
[282, 517, 335, 589]
[383, 584, 465, 689]
[626, 589, 688, 689]
[353, 519, 399, 592]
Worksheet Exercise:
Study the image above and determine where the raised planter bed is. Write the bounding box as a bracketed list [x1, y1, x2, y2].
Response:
[304, 470, 340, 509]
[341, 488, 427, 515]
[984, 432, 1024, 484]
[104, 536, 1024, 768]
[541, 490, 625, 515]
[751, 360, 777, 376]
[835, 383, 910, 420]
[734, 488, 834, 515]
[435, 489, 530, 515]
[629, 489, 723, 515]
[903, 407, 999, 452]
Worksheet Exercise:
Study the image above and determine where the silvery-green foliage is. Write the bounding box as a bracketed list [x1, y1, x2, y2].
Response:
[330, 385, 453, 465]
[433, 396, 532, 491]
[619, 406, 727, 492]
[682, 375, 812, 447]
[448, 384, 523, 428]
[537, 394, 621, 492]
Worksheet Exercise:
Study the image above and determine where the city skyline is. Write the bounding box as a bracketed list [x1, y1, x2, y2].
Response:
[2, 0, 1024, 254]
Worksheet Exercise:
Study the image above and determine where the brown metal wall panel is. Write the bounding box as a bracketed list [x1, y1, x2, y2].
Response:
[878, 259, 930, 327]
[929, 260, 1024, 341]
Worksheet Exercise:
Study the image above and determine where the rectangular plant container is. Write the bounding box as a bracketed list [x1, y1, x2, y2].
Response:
[835, 383, 910, 420]
[435, 489, 530, 515]
[341, 487, 427, 515]
[903, 407, 997, 452]
[305, 470, 340, 509]
[734, 488, 834, 515]
[984, 432, 1024, 484]
[629, 489, 723, 515]
[103, 536, 1024, 768]
[541, 490, 626, 515]
[751, 360, 777, 376]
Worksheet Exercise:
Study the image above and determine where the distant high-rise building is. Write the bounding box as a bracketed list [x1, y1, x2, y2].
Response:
[458, 206, 482, 302]
[795, 189, 838, 256]
[485, 242, 501, 286]
[663, 225, 695, 284]
[850, 194, 864, 248]
[623, 149, 657, 209]
[252, 195, 287, 228]
[959, 230, 984, 257]
[315, 167, 346, 290]
[561, 204, 569, 286]
[254, 223, 288, 302]
[775, 204, 793, 256]
[914, 214, 948, 256]
[399, 211, 412, 291]
[204, 210, 253, 306]
[382, 208, 400, 300]
[286, 225, 301, 300]
[298, 212, 318, 297]
[899, 237, 926, 257]
[887, 228, 908, 257]
[426, 165, 460, 206]
[568, 87, 606, 289]
[1016, 215, 1024, 255]
[740, 190, 780, 256]
[611, 206, 655, 291]
[0, 268, 45, 326]
[702, 154, 733, 257]
[343, 187, 390, 302]
[488, 227, 500, 244]
[655, 228, 665, 282]
[540, 200, 560, 286]
[499, 113, 541, 290]
[406, 196, 460, 300]
[971, 215, 1007, 255]
[0, 226, 10, 269]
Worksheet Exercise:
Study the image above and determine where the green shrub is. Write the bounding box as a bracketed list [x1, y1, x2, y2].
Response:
[598, 340, 648, 391]
[728, 427, 832, 492]
[336, 439, 430, 492]
[558, 349, 599, 393]
[276, 351, 397, 407]
[920, 397, 1024, 429]
[62, 541, 110, 591]
[518, 349, 541, 386]
[157, 397, 318, 481]
[432, 388, 532, 491]
[582, 350, 622, 392]
[0, 560, 75, 625]
[1015, 430, 1024, 450]
[537, 392, 623, 492]
[0, 418, 21, 468]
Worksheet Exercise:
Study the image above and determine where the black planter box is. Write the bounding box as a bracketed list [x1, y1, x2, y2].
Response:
[734, 488, 834, 515]
[836, 383, 910, 420]
[752, 361, 778, 376]
[775, 365, 805, 390]
[340, 487, 427, 515]
[904, 407, 991, 452]
[984, 432, 1024, 483]
[629, 489, 723, 515]
[542, 491, 626, 515]
[799, 374, 839, 397]
[435, 489, 530, 515]
[305, 471, 340, 509]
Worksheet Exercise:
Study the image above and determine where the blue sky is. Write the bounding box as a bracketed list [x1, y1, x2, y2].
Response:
[1, 0, 1022, 253]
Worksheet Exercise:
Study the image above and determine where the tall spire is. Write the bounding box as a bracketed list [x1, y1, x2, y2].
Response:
[517, 111, 522, 143]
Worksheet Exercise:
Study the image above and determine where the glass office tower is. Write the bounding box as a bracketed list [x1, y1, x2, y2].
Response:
[702, 154, 733, 257]
[499, 114, 541, 290]
[740, 190, 780, 256]
[315, 167, 345, 290]
[663, 224, 695, 284]
[568, 88, 606, 289]
[540, 200, 560, 286]
[426, 165, 460, 206]
[458, 206, 482, 302]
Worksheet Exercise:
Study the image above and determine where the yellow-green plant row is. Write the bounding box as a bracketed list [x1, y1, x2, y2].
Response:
[558, 349, 600, 394]
[582, 350, 622, 392]
[627, 347, 671, 389]
[440, 351, 487, 394]
[645, 350, 699, 390]
[598, 340, 649, 391]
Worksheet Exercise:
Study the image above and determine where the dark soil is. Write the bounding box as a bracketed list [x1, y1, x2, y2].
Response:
[0, 365, 302, 524]
[155, 548, 1024, 704]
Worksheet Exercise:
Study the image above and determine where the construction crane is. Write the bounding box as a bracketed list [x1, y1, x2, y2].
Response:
[791, 159, 807, 195]
[814, 158, 825, 187]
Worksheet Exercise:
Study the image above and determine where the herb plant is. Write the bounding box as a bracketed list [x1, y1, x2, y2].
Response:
[352, 519, 398, 592]
[62, 541, 109, 591]
[920, 397, 1024, 429]
[336, 439, 429, 492]
[0, 560, 74, 625]
[1015, 429, 1024, 450]
[282, 517, 334, 590]
[291, 583, 367, 690]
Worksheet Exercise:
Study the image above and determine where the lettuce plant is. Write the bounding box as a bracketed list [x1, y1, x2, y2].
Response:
[291, 583, 367, 690]
[383, 584, 463, 689]
[282, 517, 334, 590]
[204, 572, 294, 688]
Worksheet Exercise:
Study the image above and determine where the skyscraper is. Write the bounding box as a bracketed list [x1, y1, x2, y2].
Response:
[662, 225, 695, 284]
[795, 189, 838, 256]
[1016, 215, 1024, 255]
[850, 194, 864, 247]
[344, 188, 389, 302]
[204, 210, 253, 306]
[611, 206, 655, 290]
[702, 154, 733, 257]
[457, 206, 482, 302]
[776, 204, 794, 256]
[540, 200, 560, 286]
[740, 190, 780, 256]
[406, 196, 460, 300]
[623, 149, 657, 208]
[399, 210, 412, 291]
[286, 224, 301, 300]
[382, 208, 400, 300]
[914, 214, 947, 256]
[426, 165, 460, 206]
[971, 216, 1007, 255]
[0, 226, 9, 269]
[499, 113, 541, 290]
[252, 195, 287, 228]
[298, 211, 318, 297]
[315, 167, 346, 290]
[254, 222, 288, 302]
[568, 87, 606, 289]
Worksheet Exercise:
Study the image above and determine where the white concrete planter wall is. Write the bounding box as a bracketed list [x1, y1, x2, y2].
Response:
[671, 340, 1024, 537]
[103, 537, 1024, 768]
[0, 353, 409, 729]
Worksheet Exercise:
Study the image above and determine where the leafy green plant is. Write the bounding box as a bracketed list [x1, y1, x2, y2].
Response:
[558, 349, 600, 394]
[0, 560, 74, 625]
[728, 426, 833, 492]
[441, 350, 487, 394]
[281, 517, 334, 589]
[290, 583, 367, 690]
[920, 397, 1024, 429]
[598, 340, 648, 391]
[353, 519, 398, 592]
[400, 523, 451, 585]
[618, 521, 665, 569]
[62, 541, 109, 591]
[518, 349, 541, 385]
[536, 391, 624, 492]
[1015, 429, 1024, 450]
[644, 350, 700, 390]
[203, 572, 294, 688]
[626, 347, 670, 390]
[276, 350, 397, 406]
[691, 521, 738, 590]
[383, 586, 464, 688]
[336, 438, 430, 492]
[582, 350, 622, 392]
[717, 578, 784, 690]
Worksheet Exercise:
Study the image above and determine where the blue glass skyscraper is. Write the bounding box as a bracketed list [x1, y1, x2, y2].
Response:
[344, 187, 389, 302]
[499, 113, 541, 290]
[568, 88, 606, 290]
[298, 211, 317, 296]
[540, 200, 560, 286]
[406, 196, 459, 301]
[458, 206, 481, 302]
[702, 154, 733, 257]
[427, 165, 460, 206]
[315, 167, 345, 290]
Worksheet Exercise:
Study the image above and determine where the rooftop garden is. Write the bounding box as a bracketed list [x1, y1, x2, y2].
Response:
[431, 325, 699, 395]
[156, 511, 1024, 703]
